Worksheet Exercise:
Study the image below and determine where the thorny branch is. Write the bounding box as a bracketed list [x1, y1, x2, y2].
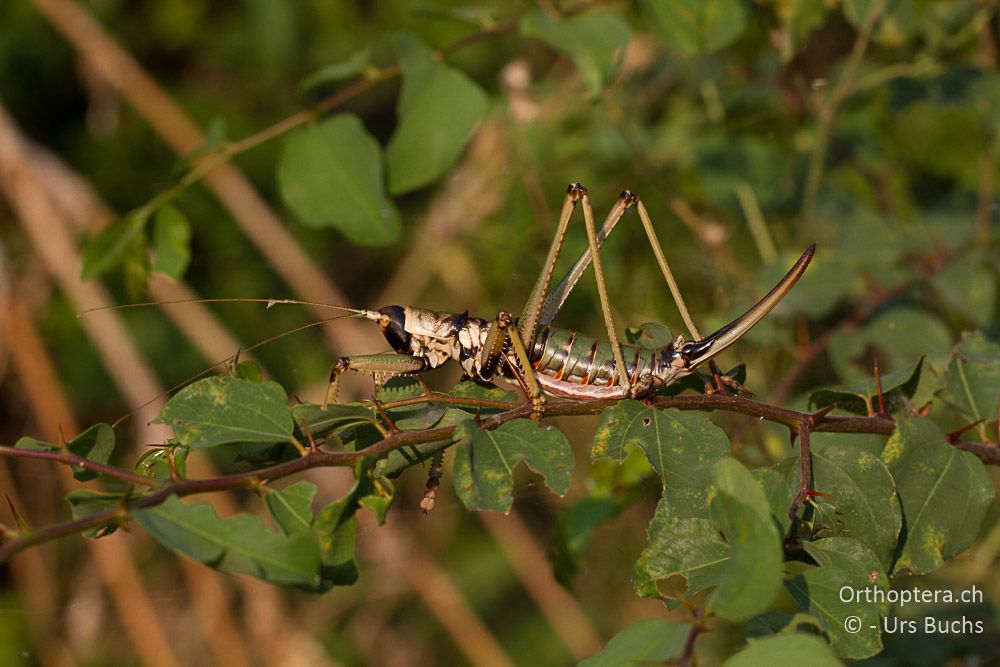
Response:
[2, 391, 995, 563]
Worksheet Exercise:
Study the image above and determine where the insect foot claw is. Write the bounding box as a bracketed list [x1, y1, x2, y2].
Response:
[420, 477, 440, 514]
[567, 182, 588, 200]
[529, 394, 546, 421]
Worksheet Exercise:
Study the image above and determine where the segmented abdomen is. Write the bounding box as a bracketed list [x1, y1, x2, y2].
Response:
[529, 326, 655, 387]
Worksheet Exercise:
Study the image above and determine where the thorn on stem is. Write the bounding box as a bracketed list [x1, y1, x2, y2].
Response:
[166, 449, 180, 480]
[947, 419, 985, 444]
[5, 495, 30, 532]
[808, 403, 838, 428]
[301, 421, 319, 453]
[873, 359, 889, 418]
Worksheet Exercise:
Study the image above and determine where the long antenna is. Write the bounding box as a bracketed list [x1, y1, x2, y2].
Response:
[79, 297, 381, 320]
[110, 311, 367, 428]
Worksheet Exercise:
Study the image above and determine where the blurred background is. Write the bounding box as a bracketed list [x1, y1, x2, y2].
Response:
[0, 0, 997, 665]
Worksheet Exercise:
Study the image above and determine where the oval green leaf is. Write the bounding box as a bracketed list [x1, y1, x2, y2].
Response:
[578, 618, 690, 666]
[277, 114, 401, 245]
[592, 403, 731, 519]
[881, 417, 995, 574]
[938, 331, 1000, 423]
[156, 376, 295, 449]
[80, 212, 148, 280]
[633, 497, 730, 604]
[809, 357, 924, 416]
[639, 0, 748, 56]
[519, 10, 629, 98]
[135, 496, 322, 587]
[265, 480, 317, 536]
[298, 49, 371, 95]
[385, 65, 489, 195]
[452, 418, 574, 513]
[723, 633, 840, 667]
[151, 204, 192, 279]
[707, 461, 784, 622]
[786, 537, 890, 659]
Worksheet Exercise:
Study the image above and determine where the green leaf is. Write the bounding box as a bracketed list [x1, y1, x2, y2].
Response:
[13, 436, 53, 452]
[799, 439, 902, 569]
[230, 360, 263, 384]
[386, 37, 489, 194]
[843, 0, 924, 47]
[445, 379, 518, 404]
[804, 536, 890, 582]
[784, 565, 880, 658]
[551, 496, 619, 585]
[121, 232, 152, 299]
[578, 618, 690, 667]
[151, 205, 191, 279]
[16, 423, 116, 482]
[639, 0, 748, 56]
[891, 102, 983, 184]
[809, 357, 924, 416]
[357, 477, 394, 526]
[392, 33, 438, 115]
[634, 498, 730, 603]
[265, 481, 317, 536]
[313, 493, 359, 586]
[745, 611, 825, 638]
[452, 419, 574, 513]
[156, 376, 295, 449]
[706, 460, 784, 621]
[135, 445, 189, 481]
[65, 490, 126, 538]
[930, 252, 997, 327]
[519, 10, 629, 98]
[298, 49, 371, 94]
[376, 434, 455, 479]
[135, 496, 323, 587]
[753, 458, 799, 535]
[624, 322, 674, 348]
[757, 433, 903, 567]
[379, 378, 447, 430]
[774, 0, 830, 60]
[828, 307, 952, 383]
[712, 457, 772, 523]
[881, 417, 995, 574]
[787, 538, 891, 659]
[66, 423, 116, 481]
[277, 114, 401, 245]
[723, 633, 840, 666]
[592, 403, 730, 518]
[80, 212, 148, 280]
[937, 332, 1000, 423]
[292, 402, 376, 440]
[409, 3, 497, 28]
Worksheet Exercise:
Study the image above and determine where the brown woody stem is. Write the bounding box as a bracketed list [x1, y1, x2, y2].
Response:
[3, 393, 992, 564]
